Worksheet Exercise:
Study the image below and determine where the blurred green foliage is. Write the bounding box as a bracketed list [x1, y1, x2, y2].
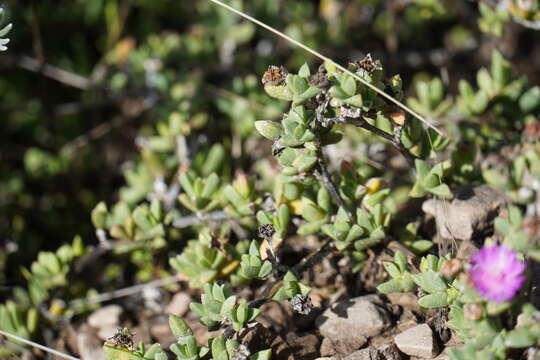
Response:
[1, 0, 540, 359]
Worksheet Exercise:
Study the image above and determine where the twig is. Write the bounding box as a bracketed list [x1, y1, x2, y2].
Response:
[0, 329, 80, 360]
[207, 0, 444, 136]
[248, 238, 335, 309]
[60, 121, 115, 155]
[18, 56, 92, 90]
[344, 116, 417, 165]
[69, 275, 181, 309]
[314, 149, 354, 222]
[171, 211, 237, 228]
[293, 238, 334, 274]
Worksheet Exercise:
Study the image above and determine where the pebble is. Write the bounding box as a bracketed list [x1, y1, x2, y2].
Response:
[166, 292, 191, 316]
[394, 324, 439, 359]
[88, 305, 123, 329]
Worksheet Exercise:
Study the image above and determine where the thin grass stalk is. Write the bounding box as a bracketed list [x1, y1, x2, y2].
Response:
[0, 329, 80, 360]
[207, 0, 444, 136]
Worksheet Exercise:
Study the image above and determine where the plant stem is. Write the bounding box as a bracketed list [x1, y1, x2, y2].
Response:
[206, 0, 444, 136]
[344, 116, 417, 165]
[314, 144, 355, 222]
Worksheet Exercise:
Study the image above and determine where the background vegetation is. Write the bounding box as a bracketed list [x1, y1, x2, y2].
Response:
[1, 0, 540, 359]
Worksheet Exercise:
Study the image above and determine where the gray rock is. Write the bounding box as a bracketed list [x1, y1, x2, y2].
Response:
[394, 324, 439, 359]
[316, 295, 391, 346]
[344, 345, 402, 360]
[166, 292, 191, 316]
[422, 185, 509, 241]
[88, 305, 123, 329]
[97, 325, 118, 341]
[77, 331, 107, 360]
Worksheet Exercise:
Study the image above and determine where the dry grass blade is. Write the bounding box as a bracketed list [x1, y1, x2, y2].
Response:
[207, 0, 444, 136]
[0, 329, 80, 360]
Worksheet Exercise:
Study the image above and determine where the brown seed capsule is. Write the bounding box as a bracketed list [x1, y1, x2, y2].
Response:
[107, 327, 136, 350]
[464, 303, 484, 321]
[290, 294, 313, 315]
[351, 53, 383, 74]
[441, 258, 462, 279]
[258, 224, 276, 240]
[389, 110, 406, 126]
[262, 65, 287, 86]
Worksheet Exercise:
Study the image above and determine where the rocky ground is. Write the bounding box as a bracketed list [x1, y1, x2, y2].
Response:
[57, 183, 523, 360]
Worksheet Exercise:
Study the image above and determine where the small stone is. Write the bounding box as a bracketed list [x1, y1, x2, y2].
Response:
[385, 293, 421, 312]
[422, 185, 509, 241]
[88, 305, 123, 329]
[394, 324, 439, 359]
[149, 315, 175, 348]
[77, 331, 107, 360]
[97, 325, 118, 341]
[166, 292, 191, 316]
[316, 295, 392, 346]
[320, 335, 367, 357]
[344, 344, 401, 360]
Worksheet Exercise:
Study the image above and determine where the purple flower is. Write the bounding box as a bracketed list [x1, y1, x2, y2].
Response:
[469, 244, 526, 303]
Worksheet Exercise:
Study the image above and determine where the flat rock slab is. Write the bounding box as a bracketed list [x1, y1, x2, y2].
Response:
[394, 324, 439, 359]
[422, 185, 509, 241]
[316, 295, 391, 346]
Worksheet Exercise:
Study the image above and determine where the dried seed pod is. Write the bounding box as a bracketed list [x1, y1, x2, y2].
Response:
[389, 110, 406, 126]
[262, 65, 288, 86]
[441, 258, 463, 279]
[107, 327, 136, 350]
[258, 224, 276, 240]
[290, 294, 313, 315]
[351, 53, 383, 74]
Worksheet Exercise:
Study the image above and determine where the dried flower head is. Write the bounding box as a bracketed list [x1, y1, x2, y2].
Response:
[258, 224, 276, 240]
[107, 327, 135, 350]
[262, 65, 287, 86]
[231, 344, 251, 360]
[469, 244, 526, 303]
[290, 294, 312, 315]
[441, 258, 462, 279]
[351, 54, 382, 74]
